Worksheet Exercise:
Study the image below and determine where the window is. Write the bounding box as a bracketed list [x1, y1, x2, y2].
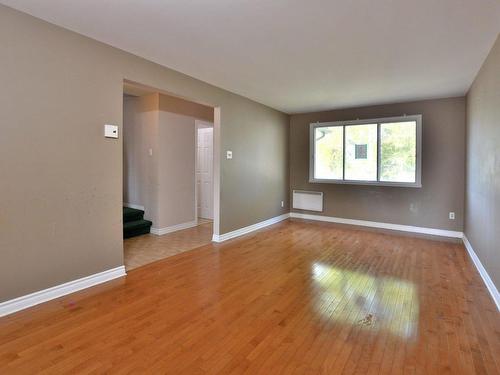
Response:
[310, 115, 422, 187]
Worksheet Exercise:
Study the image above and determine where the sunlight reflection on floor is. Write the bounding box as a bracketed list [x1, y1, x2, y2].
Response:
[311, 262, 419, 339]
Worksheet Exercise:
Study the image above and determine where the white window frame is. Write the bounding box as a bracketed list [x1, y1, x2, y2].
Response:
[309, 115, 422, 188]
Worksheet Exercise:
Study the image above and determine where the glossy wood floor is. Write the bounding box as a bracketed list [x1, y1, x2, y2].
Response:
[124, 221, 213, 270]
[1, 219, 499, 374]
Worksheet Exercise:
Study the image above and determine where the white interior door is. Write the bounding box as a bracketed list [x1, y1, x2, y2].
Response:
[196, 126, 214, 219]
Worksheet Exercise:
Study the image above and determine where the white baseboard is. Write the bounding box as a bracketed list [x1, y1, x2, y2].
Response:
[0, 266, 126, 317]
[212, 213, 290, 243]
[150, 220, 198, 236]
[290, 212, 463, 238]
[124, 203, 145, 211]
[462, 236, 500, 311]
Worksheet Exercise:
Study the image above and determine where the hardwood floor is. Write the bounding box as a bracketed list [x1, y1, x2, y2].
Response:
[124, 221, 213, 270]
[1, 219, 499, 374]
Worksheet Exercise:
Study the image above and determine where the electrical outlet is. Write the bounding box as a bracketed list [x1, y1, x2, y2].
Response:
[281, 201, 284, 208]
[449, 212, 455, 220]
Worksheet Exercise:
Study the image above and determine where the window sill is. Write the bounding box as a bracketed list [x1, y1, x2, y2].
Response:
[309, 178, 422, 188]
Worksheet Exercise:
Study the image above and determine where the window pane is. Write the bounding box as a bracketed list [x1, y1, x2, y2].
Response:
[314, 126, 343, 180]
[345, 124, 377, 181]
[380, 121, 417, 183]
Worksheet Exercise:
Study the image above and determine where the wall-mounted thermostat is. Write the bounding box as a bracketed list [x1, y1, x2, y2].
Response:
[104, 124, 119, 139]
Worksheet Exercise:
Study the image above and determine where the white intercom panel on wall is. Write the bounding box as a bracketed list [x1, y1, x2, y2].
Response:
[104, 124, 119, 138]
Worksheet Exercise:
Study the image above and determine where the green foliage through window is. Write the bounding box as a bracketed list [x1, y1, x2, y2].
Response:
[380, 122, 416, 183]
[314, 127, 343, 180]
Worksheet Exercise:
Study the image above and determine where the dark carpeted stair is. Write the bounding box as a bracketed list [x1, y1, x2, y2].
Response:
[123, 207, 152, 239]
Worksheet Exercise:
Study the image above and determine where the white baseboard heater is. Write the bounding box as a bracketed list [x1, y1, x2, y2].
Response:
[292, 190, 323, 212]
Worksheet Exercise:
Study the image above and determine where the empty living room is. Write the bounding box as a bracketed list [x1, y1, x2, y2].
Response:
[1, 1, 499, 374]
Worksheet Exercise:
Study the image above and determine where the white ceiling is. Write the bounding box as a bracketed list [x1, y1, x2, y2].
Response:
[2, 0, 500, 114]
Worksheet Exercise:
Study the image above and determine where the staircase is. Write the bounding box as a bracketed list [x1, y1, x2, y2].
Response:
[123, 207, 152, 239]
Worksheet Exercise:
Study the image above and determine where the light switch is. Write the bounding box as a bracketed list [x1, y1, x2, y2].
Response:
[226, 150, 233, 159]
[104, 124, 119, 139]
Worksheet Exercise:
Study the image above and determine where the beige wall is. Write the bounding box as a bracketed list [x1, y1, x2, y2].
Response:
[136, 94, 161, 225]
[290, 97, 466, 231]
[465, 34, 500, 290]
[157, 111, 196, 228]
[159, 94, 214, 123]
[123, 93, 212, 230]
[0, 5, 289, 302]
[123, 94, 160, 218]
[123, 95, 144, 207]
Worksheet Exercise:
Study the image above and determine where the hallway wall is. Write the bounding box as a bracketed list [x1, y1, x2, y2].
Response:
[465, 34, 500, 290]
[123, 93, 210, 231]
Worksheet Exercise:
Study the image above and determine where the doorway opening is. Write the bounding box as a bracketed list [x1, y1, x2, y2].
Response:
[196, 121, 214, 224]
[122, 80, 219, 270]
